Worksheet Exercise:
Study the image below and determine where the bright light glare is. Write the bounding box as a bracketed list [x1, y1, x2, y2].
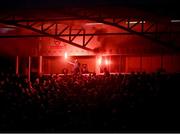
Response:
[126, 21, 146, 24]
[98, 57, 102, 65]
[171, 20, 180, 23]
[0, 28, 15, 33]
[64, 52, 68, 59]
[105, 59, 108, 65]
[85, 23, 103, 26]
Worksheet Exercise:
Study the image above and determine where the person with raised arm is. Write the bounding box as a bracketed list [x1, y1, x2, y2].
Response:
[66, 59, 80, 75]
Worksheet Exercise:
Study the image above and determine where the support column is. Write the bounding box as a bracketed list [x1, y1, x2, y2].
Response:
[28, 56, 31, 82]
[39, 56, 42, 76]
[140, 55, 142, 72]
[16, 56, 19, 75]
[161, 54, 163, 70]
[119, 55, 122, 73]
[96, 55, 101, 75]
[109, 56, 111, 73]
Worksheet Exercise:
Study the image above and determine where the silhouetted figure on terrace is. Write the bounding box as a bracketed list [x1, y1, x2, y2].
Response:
[73, 59, 80, 75]
[81, 64, 88, 74]
[67, 59, 80, 75]
[104, 67, 110, 77]
[62, 68, 68, 75]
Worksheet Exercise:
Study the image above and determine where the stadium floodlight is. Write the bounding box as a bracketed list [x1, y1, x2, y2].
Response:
[171, 20, 180, 23]
[126, 21, 146, 24]
[85, 23, 103, 26]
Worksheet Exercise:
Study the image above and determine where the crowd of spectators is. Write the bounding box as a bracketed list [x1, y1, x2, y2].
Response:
[0, 69, 180, 132]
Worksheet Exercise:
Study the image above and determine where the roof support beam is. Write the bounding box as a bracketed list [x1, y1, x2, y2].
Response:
[2, 21, 94, 52]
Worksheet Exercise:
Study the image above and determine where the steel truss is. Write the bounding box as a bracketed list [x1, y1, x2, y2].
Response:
[0, 21, 94, 52]
[0, 8, 180, 52]
[62, 8, 180, 51]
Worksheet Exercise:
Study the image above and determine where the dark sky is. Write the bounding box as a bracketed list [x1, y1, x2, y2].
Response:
[0, 0, 178, 8]
[0, 0, 179, 18]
